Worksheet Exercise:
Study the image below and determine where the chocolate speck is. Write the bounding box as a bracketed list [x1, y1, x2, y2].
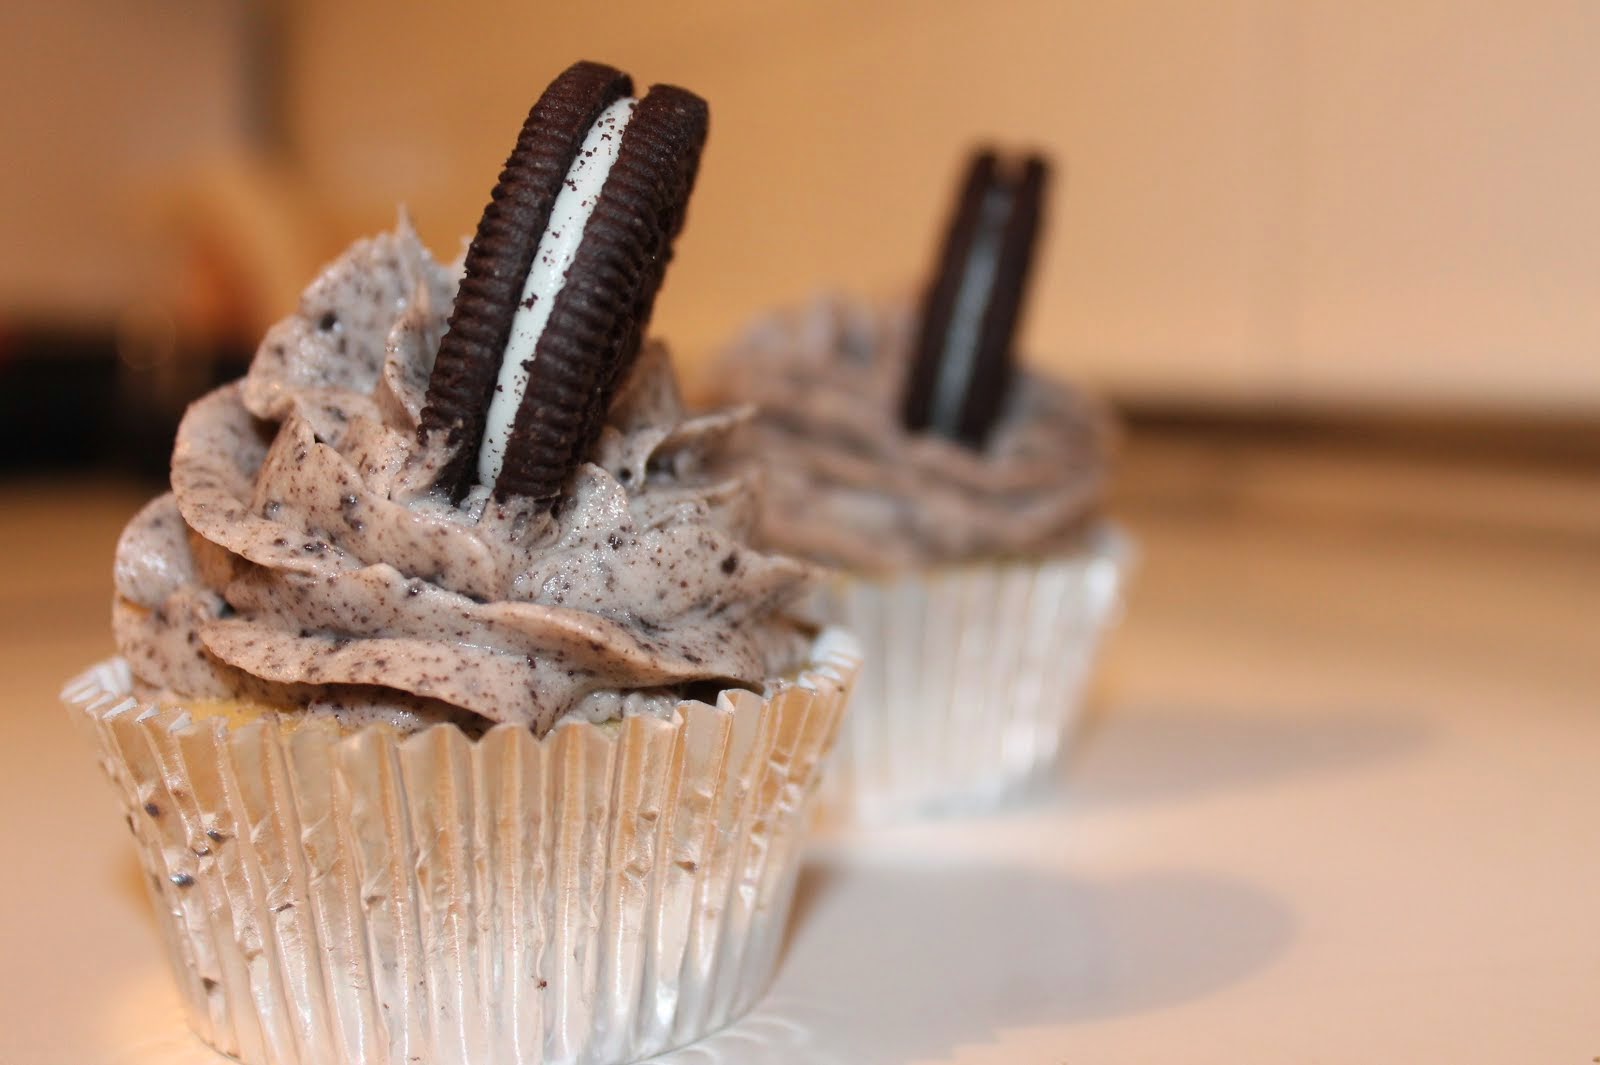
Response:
[720, 553, 739, 575]
[144, 802, 161, 818]
[171, 872, 195, 889]
[318, 311, 338, 332]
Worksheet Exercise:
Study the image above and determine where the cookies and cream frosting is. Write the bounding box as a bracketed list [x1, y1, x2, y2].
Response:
[113, 221, 815, 734]
[718, 294, 1113, 573]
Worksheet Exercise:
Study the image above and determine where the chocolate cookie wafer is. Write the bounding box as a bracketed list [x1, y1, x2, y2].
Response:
[418, 61, 709, 508]
[901, 150, 1049, 448]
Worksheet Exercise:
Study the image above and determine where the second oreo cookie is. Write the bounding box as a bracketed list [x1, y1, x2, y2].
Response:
[900, 150, 1049, 449]
[418, 60, 709, 508]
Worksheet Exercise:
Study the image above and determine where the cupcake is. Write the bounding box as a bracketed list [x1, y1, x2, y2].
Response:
[717, 149, 1128, 821]
[64, 61, 856, 1065]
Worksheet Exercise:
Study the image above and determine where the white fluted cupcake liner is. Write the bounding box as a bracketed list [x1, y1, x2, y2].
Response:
[820, 525, 1131, 822]
[62, 628, 859, 1065]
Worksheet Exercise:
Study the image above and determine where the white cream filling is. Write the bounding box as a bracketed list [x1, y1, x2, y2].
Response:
[477, 96, 637, 487]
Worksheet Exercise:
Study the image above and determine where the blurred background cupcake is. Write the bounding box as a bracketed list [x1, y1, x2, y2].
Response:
[715, 149, 1131, 820]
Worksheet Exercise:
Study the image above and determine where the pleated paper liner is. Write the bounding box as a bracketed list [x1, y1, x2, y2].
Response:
[820, 524, 1131, 823]
[62, 628, 859, 1065]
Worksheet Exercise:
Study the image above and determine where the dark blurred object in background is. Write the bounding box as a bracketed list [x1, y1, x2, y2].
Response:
[0, 327, 247, 482]
[0, 330, 120, 472]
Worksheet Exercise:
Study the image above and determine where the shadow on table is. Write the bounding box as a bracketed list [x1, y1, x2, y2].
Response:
[1057, 699, 1430, 809]
[680, 857, 1295, 1064]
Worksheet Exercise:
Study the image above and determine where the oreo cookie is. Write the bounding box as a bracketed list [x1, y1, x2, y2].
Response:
[418, 60, 709, 507]
[900, 149, 1049, 448]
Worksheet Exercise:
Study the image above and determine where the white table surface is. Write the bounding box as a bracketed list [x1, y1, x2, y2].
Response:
[1, 457, 1595, 1064]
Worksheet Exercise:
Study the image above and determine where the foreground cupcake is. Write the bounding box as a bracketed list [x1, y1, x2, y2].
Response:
[64, 61, 856, 1065]
[718, 149, 1127, 821]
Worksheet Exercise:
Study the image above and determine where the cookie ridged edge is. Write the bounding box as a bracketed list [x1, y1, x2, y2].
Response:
[494, 83, 709, 506]
[417, 60, 634, 500]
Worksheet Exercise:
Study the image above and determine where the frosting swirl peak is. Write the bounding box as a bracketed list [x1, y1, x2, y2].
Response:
[114, 222, 815, 734]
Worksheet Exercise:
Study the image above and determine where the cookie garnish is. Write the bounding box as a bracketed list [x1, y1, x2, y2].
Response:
[900, 149, 1049, 448]
[417, 61, 709, 508]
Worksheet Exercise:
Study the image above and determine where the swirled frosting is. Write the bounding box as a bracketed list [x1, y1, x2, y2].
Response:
[715, 294, 1113, 573]
[113, 221, 816, 735]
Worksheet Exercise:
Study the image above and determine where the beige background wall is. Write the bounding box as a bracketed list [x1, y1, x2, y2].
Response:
[5, 1, 1599, 412]
[0, 2, 248, 324]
